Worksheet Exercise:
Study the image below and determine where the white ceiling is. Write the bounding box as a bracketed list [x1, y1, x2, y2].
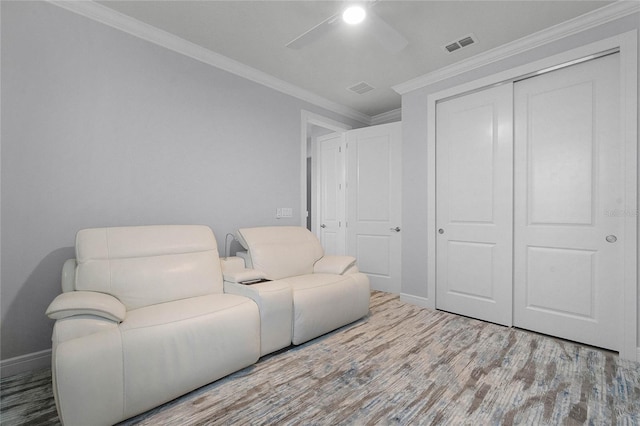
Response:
[97, 1, 613, 118]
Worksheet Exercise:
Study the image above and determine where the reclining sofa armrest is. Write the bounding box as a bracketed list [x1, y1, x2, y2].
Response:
[46, 291, 126, 322]
[313, 255, 358, 275]
[224, 280, 293, 356]
[223, 269, 267, 284]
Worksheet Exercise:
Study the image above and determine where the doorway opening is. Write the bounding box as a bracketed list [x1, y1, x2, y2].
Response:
[300, 111, 351, 234]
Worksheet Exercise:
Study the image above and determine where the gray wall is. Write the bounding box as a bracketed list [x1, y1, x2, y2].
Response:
[0, 2, 365, 363]
[400, 13, 640, 343]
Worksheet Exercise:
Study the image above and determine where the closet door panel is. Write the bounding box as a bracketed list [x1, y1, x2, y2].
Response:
[436, 83, 513, 326]
[527, 81, 594, 225]
[513, 54, 623, 351]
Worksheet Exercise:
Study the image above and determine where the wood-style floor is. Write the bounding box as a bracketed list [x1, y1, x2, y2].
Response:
[2, 292, 639, 425]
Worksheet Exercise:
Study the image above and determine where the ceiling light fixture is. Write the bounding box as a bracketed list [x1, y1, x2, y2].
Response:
[342, 5, 366, 25]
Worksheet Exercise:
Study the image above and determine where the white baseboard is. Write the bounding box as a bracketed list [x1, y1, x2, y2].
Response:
[1, 349, 51, 378]
[637, 347, 640, 362]
[400, 293, 434, 309]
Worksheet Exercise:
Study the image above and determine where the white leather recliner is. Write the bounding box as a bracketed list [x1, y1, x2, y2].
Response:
[234, 226, 370, 345]
[45, 225, 260, 426]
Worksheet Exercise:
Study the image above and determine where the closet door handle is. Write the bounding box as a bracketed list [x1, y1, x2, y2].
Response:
[390, 227, 401, 232]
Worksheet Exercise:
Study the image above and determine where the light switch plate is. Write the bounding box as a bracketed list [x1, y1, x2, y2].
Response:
[276, 207, 292, 218]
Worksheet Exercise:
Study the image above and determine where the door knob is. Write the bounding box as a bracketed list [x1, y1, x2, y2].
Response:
[390, 227, 401, 232]
[606, 235, 617, 243]
[320, 224, 327, 228]
[438, 228, 444, 234]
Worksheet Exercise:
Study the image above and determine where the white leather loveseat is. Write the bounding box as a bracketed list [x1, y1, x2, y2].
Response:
[45, 225, 260, 426]
[231, 226, 370, 346]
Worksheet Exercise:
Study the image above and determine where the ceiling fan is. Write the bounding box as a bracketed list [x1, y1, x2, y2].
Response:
[286, 1, 409, 53]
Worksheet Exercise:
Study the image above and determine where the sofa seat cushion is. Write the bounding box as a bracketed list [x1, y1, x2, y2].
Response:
[276, 273, 370, 345]
[119, 294, 260, 417]
[121, 293, 251, 330]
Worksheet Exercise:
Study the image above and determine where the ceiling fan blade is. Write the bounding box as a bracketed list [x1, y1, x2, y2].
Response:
[286, 13, 341, 49]
[368, 12, 408, 53]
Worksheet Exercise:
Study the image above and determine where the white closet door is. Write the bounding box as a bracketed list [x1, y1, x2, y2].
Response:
[436, 84, 514, 326]
[513, 54, 623, 350]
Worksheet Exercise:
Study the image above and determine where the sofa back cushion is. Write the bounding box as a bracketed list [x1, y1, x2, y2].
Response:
[236, 226, 324, 280]
[75, 225, 222, 310]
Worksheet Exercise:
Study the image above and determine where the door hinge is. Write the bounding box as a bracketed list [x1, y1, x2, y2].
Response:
[339, 146, 342, 153]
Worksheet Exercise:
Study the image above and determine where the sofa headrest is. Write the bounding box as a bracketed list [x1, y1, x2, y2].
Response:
[236, 226, 324, 280]
[75, 225, 223, 310]
[75, 225, 216, 261]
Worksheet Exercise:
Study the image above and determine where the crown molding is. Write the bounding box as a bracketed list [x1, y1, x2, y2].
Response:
[393, 1, 640, 95]
[370, 108, 402, 125]
[48, 1, 372, 125]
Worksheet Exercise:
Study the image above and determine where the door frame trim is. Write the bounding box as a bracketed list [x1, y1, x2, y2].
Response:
[426, 31, 638, 360]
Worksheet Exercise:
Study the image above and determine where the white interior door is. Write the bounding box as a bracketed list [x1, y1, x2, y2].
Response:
[346, 122, 402, 293]
[513, 54, 623, 351]
[316, 133, 345, 255]
[435, 84, 514, 326]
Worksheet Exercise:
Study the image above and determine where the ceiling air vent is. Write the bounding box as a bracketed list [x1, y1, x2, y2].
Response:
[458, 36, 475, 47]
[442, 33, 477, 54]
[348, 81, 375, 95]
[445, 42, 461, 53]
